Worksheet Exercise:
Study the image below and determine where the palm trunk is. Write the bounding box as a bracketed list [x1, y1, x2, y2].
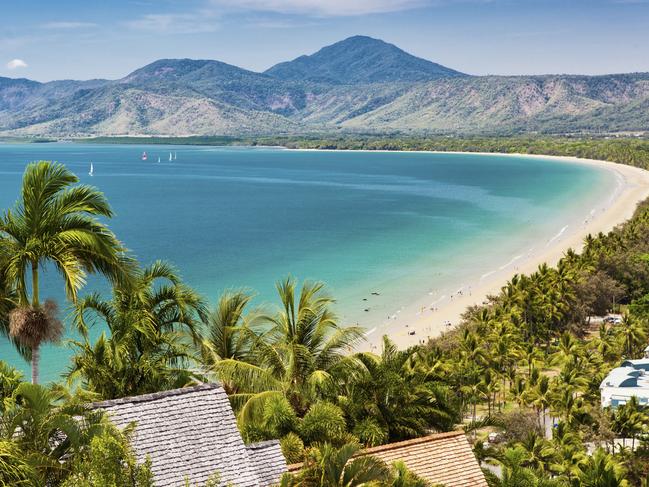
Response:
[31, 344, 40, 384]
[472, 403, 477, 440]
[31, 260, 39, 307]
[31, 260, 40, 384]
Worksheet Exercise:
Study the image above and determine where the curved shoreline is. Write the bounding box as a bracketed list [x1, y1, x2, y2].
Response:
[383, 153, 649, 350]
[289, 149, 649, 350]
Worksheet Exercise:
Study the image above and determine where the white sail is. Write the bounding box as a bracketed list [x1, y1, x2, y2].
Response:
[89, 163, 94, 176]
[158, 156, 161, 163]
[169, 152, 173, 161]
[174, 151, 177, 160]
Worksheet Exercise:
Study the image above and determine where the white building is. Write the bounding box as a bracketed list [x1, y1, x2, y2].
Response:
[600, 358, 649, 408]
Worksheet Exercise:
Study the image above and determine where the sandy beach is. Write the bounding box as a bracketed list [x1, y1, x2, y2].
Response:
[346, 152, 649, 351]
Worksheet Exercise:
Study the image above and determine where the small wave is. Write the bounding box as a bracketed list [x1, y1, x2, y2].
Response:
[499, 255, 523, 270]
[480, 270, 497, 280]
[430, 295, 447, 306]
[547, 225, 569, 246]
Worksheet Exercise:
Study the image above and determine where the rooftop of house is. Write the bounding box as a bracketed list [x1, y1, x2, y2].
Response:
[621, 358, 649, 371]
[289, 431, 487, 487]
[602, 360, 649, 390]
[246, 440, 289, 487]
[91, 383, 287, 487]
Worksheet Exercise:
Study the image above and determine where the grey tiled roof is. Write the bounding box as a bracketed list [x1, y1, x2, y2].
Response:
[91, 383, 286, 487]
[246, 440, 287, 487]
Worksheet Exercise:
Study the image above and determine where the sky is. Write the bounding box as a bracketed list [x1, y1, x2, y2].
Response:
[1, 0, 648, 81]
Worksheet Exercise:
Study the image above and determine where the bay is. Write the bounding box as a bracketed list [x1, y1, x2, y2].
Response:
[0, 144, 611, 381]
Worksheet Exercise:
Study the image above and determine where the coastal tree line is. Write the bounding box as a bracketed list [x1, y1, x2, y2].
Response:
[79, 135, 649, 170]
[258, 136, 649, 171]
[1, 149, 649, 485]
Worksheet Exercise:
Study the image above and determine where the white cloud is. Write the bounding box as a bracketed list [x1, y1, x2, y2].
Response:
[42, 21, 97, 29]
[6, 59, 28, 70]
[209, 0, 429, 16]
[125, 12, 219, 33]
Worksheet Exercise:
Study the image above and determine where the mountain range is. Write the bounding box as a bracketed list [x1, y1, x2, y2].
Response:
[1, 35, 648, 137]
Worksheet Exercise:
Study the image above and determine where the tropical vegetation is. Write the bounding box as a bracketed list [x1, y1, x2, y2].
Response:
[0, 161, 133, 384]
[3, 153, 649, 485]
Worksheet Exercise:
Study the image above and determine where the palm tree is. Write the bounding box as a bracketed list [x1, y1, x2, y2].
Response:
[0, 257, 22, 359]
[615, 313, 647, 358]
[68, 261, 206, 399]
[548, 423, 588, 483]
[0, 161, 134, 383]
[483, 446, 565, 487]
[0, 439, 38, 486]
[389, 461, 430, 487]
[529, 375, 552, 431]
[214, 277, 365, 423]
[345, 337, 460, 443]
[593, 323, 618, 363]
[510, 377, 529, 408]
[518, 431, 555, 473]
[481, 368, 499, 416]
[551, 333, 583, 368]
[199, 290, 263, 386]
[488, 326, 519, 410]
[611, 396, 646, 450]
[284, 442, 391, 487]
[460, 380, 485, 426]
[268, 278, 365, 401]
[576, 448, 629, 486]
[0, 361, 24, 413]
[1, 382, 108, 484]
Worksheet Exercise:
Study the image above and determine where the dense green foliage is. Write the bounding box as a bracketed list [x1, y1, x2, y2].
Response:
[61, 425, 154, 487]
[67, 261, 206, 399]
[195, 278, 461, 459]
[247, 136, 649, 170]
[0, 161, 134, 384]
[0, 364, 153, 486]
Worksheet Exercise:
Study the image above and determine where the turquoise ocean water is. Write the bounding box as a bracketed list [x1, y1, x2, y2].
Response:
[0, 144, 612, 381]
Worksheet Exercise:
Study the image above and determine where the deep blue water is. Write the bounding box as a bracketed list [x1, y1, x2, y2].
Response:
[0, 144, 611, 381]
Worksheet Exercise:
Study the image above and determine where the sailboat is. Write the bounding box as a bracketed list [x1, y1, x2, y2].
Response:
[158, 156, 161, 163]
[141, 151, 148, 161]
[169, 152, 173, 162]
[173, 151, 177, 161]
[89, 163, 94, 177]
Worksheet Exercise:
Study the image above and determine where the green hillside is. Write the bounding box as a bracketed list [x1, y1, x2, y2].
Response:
[0, 37, 648, 137]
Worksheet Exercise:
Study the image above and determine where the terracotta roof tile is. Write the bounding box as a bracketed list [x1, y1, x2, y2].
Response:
[288, 431, 487, 487]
